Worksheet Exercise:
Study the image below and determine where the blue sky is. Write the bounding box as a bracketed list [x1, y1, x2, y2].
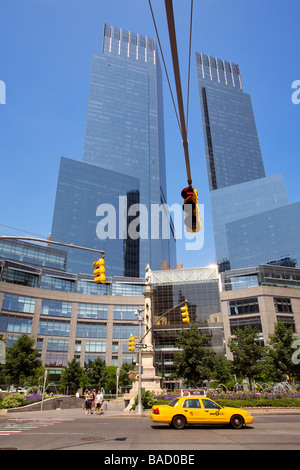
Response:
[0, 0, 299, 270]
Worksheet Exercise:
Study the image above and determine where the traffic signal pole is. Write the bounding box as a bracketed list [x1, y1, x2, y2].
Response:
[134, 299, 189, 413]
[164, 0, 192, 186]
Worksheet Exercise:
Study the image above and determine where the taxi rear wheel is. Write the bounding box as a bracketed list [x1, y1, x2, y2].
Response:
[172, 415, 186, 430]
[230, 414, 244, 429]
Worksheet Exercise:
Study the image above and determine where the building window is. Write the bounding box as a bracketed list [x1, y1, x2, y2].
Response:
[47, 339, 69, 352]
[276, 315, 295, 331]
[40, 275, 75, 293]
[230, 316, 262, 334]
[77, 304, 107, 320]
[38, 319, 70, 337]
[111, 283, 144, 296]
[274, 297, 293, 313]
[228, 297, 259, 316]
[85, 340, 106, 353]
[76, 322, 107, 339]
[113, 324, 139, 339]
[0, 315, 32, 334]
[45, 353, 68, 367]
[2, 294, 35, 314]
[113, 305, 138, 320]
[41, 300, 72, 318]
[1, 266, 39, 288]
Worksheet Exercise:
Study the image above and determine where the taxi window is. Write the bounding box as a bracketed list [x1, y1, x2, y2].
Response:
[168, 398, 179, 407]
[183, 399, 201, 408]
[202, 399, 219, 409]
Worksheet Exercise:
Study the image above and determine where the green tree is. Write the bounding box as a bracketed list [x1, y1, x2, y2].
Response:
[60, 358, 86, 394]
[210, 354, 233, 385]
[104, 365, 118, 393]
[264, 321, 299, 382]
[228, 326, 264, 390]
[119, 362, 134, 390]
[173, 323, 215, 387]
[86, 357, 107, 390]
[4, 334, 42, 387]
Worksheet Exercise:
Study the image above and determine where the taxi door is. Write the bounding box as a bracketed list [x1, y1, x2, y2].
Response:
[182, 398, 204, 424]
[200, 398, 227, 424]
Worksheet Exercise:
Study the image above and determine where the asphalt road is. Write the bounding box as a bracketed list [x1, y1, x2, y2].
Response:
[0, 408, 300, 452]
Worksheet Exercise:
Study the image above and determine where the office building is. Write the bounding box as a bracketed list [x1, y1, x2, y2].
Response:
[51, 24, 176, 277]
[220, 264, 300, 360]
[150, 266, 224, 381]
[51, 157, 140, 277]
[0, 240, 145, 382]
[196, 53, 300, 270]
[1, 241, 300, 388]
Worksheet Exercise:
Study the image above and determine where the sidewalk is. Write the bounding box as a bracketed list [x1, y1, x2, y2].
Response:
[0, 399, 150, 419]
[1, 399, 300, 420]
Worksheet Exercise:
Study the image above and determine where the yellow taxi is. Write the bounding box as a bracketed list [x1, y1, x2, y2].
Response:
[150, 396, 254, 429]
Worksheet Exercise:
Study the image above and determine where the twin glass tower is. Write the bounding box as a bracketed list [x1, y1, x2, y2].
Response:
[196, 53, 300, 270]
[51, 24, 176, 277]
[51, 23, 299, 276]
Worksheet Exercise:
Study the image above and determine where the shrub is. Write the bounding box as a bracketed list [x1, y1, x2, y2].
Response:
[1, 393, 28, 409]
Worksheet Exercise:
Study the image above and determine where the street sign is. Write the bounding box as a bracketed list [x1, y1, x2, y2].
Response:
[135, 343, 147, 349]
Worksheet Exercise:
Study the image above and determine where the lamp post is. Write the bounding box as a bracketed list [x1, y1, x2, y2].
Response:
[136, 308, 144, 414]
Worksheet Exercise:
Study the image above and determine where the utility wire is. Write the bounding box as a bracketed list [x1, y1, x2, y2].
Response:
[148, 0, 181, 135]
[186, 0, 194, 135]
[164, 0, 192, 185]
[0, 223, 48, 239]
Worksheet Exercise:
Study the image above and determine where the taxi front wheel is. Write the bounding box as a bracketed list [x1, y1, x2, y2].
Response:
[230, 414, 244, 429]
[172, 415, 186, 430]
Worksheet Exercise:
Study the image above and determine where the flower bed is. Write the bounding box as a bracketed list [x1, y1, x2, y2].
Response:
[0, 392, 43, 409]
[154, 391, 300, 408]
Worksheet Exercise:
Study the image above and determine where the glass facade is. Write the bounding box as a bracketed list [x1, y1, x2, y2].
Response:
[51, 157, 140, 277]
[51, 24, 176, 278]
[83, 24, 176, 273]
[196, 53, 265, 191]
[196, 52, 300, 270]
[151, 267, 224, 377]
[227, 202, 300, 269]
[209, 175, 289, 267]
[0, 239, 67, 271]
[0, 253, 145, 373]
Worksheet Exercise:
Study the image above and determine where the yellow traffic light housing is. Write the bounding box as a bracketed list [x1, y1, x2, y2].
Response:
[93, 257, 106, 284]
[128, 336, 135, 352]
[181, 186, 202, 233]
[181, 305, 190, 323]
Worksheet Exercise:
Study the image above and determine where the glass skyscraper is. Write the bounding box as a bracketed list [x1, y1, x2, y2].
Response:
[196, 52, 300, 270]
[51, 24, 176, 276]
[51, 157, 140, 277]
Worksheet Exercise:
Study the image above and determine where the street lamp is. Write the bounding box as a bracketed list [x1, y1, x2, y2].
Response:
[136, 308, 144, 414]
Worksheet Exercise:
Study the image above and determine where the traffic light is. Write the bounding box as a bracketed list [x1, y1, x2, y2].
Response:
[181, 305, 190, 323]
[128, 336, 135, 352]
[93, 257, 106, 284]
[181, 186, 202, 233]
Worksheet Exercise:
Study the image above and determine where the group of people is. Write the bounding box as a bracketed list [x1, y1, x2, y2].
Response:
[84, 387, 105, 415]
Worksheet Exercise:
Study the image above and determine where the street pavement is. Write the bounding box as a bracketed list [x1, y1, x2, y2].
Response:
[0, 402, 300, 451]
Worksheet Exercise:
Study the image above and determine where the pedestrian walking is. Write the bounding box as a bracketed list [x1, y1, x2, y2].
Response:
[95, 390, 102, 415]
[85, 390, 93, 415]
